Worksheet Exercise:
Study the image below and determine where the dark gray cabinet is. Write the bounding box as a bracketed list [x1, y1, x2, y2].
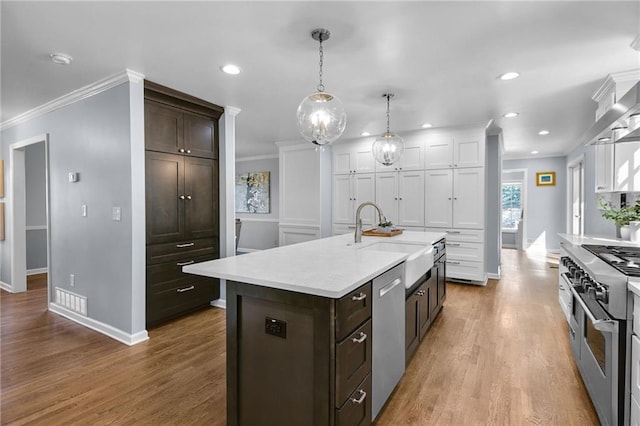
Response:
[144, 81, 223, 326]
[226, 280, 373, 426]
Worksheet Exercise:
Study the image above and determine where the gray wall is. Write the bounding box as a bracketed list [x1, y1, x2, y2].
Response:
[485, 134, 502, 276]
[1, 81, 143, 335]
[566, 143, 616, 236]
[503, 156, 567, 251]
[235, 157, 279, 250]
[25, 142, 47, 270]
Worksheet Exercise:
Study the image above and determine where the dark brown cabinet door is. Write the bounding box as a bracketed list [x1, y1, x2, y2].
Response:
[419, 279, 432, 339]
[146, 152, 184, 244]
[184, 157, 218, 240]
[437, 259, 446, 305]
[184, 112, 218, 159]
[405, 291, 420, 364]
[145, 101, 183, 154]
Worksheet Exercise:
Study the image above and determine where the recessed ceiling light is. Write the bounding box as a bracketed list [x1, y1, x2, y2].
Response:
[538, 130, 550, 135]
[361, 132, 371, 136]
[531, 150, 539, 154]
[221, 64, 241, 75]
[50, 53, 72, 65]
[503, 112, 519, 118]
[598, 137, 612, 142]
[421, 123, 433, 129]
[499, 72, 520, 81]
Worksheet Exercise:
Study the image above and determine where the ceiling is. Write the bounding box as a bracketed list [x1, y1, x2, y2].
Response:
[2, 1, 639, 159]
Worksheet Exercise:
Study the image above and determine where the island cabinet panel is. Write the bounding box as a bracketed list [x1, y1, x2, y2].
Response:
[226, 281, 373, 426]
[144, 80, 222, 326]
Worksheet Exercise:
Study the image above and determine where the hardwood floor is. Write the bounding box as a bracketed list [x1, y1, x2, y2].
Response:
[1, 251, 597, 425]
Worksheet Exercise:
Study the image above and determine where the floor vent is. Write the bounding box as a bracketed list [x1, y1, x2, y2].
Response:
[55, 287, 87, 315]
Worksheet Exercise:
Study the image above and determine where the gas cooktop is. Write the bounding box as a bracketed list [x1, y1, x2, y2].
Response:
[582, 245, 640, 277]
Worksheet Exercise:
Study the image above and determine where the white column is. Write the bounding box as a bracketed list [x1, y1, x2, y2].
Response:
[216, 105, 241, 307]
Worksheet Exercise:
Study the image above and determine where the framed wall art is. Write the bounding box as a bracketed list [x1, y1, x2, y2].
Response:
[235, 171, 270, 213]
[536, 171, 556, 186]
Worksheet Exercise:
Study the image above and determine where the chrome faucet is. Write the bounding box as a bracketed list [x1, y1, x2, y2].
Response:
[354, 201, 387, 243]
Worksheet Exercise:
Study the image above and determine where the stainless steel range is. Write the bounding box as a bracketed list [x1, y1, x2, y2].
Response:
[559, 243, 634, 426]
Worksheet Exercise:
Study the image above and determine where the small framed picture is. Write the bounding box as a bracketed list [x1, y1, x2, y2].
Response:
[536, 171, 556, 186]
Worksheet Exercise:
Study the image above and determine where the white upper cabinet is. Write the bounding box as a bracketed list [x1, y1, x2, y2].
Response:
[424, 131, 485, 169]
[595, 143, 614, 193]
[375, 172, 399, 225]
[613, 141, 640, 192]
[333, 173, 376, 224]
[376, 171, 425, 227]
[332, 142, 376, 174]
[375, 139, 425, 172]
[453, 168, 485, 228]
[425, 169, 453, 227]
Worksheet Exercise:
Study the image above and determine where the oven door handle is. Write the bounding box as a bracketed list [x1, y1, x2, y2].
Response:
[569, 285, 619, 334]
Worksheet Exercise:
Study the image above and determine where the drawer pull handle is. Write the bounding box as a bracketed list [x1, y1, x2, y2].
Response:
[177, 285, 195, 293]
[177, 260, 195, 266]
[176, 242, 195, 248]
[447, 261, 461, 265]
[352, 292, 367, 302]
[351, 389, 367, 404]
[445, 230, 460, 234]
[448, 243, 461, 246]
[351, 332, 367, 344]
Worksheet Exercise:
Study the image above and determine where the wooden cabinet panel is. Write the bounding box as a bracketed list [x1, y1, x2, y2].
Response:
[336, 283, 372, 341]
[184, 112, 218, 159]
[145, 101, 183, 154]
[146, 152, 184, 244]
[336, 320, 372, 407]
[405, 284, 422, 364]
[336, 374, 372, 426]
[418, 279, 431, 338]
[184, 157, 218, 239]
[146, 237, 218, 265]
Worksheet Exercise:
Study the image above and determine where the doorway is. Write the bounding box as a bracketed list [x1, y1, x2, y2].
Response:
[9, 134, 50, 298]
[567, 156, 584, 235]
[501, 168, 527, 250]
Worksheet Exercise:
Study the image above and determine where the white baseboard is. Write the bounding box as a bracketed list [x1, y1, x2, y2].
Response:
[27, 267, 48, 276]
[487, 272, 501, 280]
[210, 298, 227, 309]
[0, 281, 13, 292]
[49, 303, 149, 346]
[502, 244, 517, 249]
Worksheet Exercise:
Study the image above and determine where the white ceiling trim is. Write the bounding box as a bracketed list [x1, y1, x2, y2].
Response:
[0, 69, 145, 131]
[236, 154, 279, 162]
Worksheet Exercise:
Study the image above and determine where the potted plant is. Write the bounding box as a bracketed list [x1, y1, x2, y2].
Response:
[599, 197, 640, 239]
[376, 218, 395, 233]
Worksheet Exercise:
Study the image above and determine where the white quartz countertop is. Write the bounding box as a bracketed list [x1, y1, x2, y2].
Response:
[558, 233, 640, 248]
[184, 230, 446, 298]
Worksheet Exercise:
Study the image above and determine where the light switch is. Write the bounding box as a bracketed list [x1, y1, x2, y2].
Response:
[81, 204, 87, 217]
[68, 172, 79, 183]
[112, 207, 121, 221]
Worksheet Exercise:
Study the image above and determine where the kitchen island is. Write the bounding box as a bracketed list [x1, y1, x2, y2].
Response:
[184, 231, 445, 425]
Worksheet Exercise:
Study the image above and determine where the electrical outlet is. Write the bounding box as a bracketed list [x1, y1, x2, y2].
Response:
[112, 207, 121, 221]
[70, 274, 75, 287]
[81, 204, 87, 217]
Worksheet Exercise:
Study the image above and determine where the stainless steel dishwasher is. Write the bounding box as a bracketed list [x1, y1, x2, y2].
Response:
[372, 263, 405, 419]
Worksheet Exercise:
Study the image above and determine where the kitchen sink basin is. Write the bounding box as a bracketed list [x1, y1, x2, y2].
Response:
[360, 242, 434, 288]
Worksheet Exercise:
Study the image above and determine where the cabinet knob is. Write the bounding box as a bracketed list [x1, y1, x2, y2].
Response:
[449, 164, 453, 168]
[454, 164, 458, 167]
[448, 197, 452, 200]
[179, 148, 185, 153]
[399, 167, 403, 170]
[186, 195, 192, 200]
[394, 197, 398, 200]
[399, 197, 403, 200]
[186, 149, 192, 154]
[179, 195, 186, 200]
[453, 197, 458, 200]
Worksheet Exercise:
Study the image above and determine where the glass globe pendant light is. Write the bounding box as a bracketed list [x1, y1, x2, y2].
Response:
[296, 28, 347, 145]
[372, 93, 404, 166]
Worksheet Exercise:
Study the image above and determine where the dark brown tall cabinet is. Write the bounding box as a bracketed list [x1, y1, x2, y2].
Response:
[144, 81, 223, 326]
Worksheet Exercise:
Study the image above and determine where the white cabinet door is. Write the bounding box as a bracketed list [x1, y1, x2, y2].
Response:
[595, 143, 613, 192]
[632, 335, 640, 401]
[453, 168, 484, 229]
[333, 150, 353, 175]
[424, 137, 453, 169]
[376, 172, 399, 226]
[333, 174, 353, 224]
[613, 141, 640, 192]
[454, 137, 484, 168]
[398, 171, 425, 227]
[632, 394, 640, 426]
[425, 169, 453, 228]
[354, 145, 376, 173]
[354, 173, 376, 225]
[400, 140, 424, 170]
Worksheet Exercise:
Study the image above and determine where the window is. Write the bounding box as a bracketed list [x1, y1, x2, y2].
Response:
[502, 182, 522, 230]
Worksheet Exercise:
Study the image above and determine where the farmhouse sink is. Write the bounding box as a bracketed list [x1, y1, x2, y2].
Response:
[360, 242, 434, 288]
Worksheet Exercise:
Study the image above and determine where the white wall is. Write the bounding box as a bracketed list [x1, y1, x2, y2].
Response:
[503, 156, 566, 251]
[235, 156, 279, 251]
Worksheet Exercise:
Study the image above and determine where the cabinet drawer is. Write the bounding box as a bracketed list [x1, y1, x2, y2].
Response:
[147, 238, 218, 265]
[336, 320, 372, 407]
[336, 373, 371, 426]
[147, 254, 217, 289]
[146, 278, 218, 324]
[336, 283, 372, 341]
[425, 227, 484, 243]
[447, 241, 484, 262]
[446, 260, 484, 281]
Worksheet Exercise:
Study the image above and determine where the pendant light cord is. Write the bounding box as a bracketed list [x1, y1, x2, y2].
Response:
[317, 35, 324, 92]
[386, 94, 391, 133]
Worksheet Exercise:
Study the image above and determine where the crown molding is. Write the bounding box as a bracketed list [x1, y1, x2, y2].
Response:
[224, 105, 242, 117]
[1, 69, 145, 131]
[593, 69, 640, 102]
[236, 154, 279, 162]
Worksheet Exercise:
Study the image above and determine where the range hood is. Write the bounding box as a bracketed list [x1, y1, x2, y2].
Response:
[583, 79, 640, 145]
